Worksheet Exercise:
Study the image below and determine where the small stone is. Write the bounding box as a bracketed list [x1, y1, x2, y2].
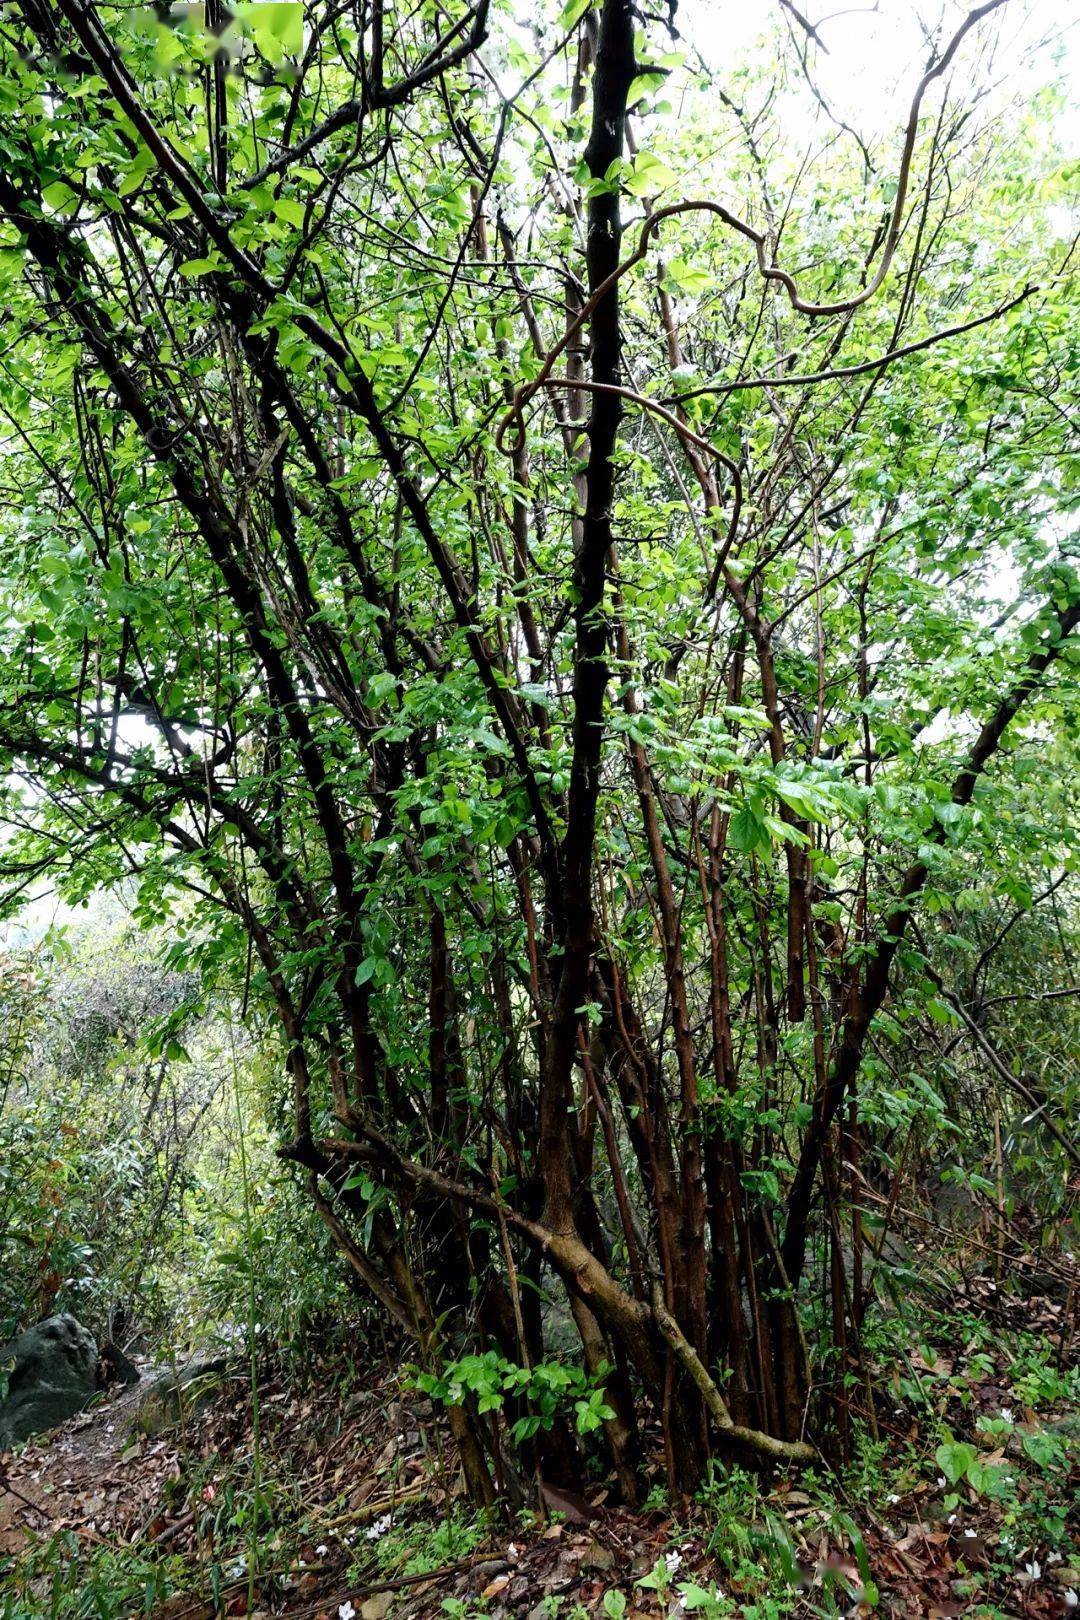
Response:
[580, 1539, 615, 1572]
[360, 1592, 393, 1620]
[471, 1560, 508, 1585]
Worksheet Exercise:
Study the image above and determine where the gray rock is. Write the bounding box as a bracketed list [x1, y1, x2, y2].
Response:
[134, 1355, 226, 1437]
[0, 1315, 98, 1448]
[344, 1390, 377, 1415]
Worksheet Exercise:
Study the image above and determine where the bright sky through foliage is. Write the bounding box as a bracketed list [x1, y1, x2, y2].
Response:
[685, 0, 1078, 147]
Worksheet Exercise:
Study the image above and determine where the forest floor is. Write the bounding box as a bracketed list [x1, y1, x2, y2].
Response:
[1, 1272, 1077, 1620]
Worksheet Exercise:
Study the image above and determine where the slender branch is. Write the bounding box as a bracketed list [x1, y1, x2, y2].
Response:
[782, 587, 1080, 1282]
[667, 285, 1039, 404]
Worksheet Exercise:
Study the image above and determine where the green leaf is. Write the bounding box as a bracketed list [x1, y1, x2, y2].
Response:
[177, 257, 219, 279]
[627, 71, 666, 106]
[232, 1, 304, 59]
[558, 0, 593, 29]
[273, 196, 307, 229]
[935, 1439, 977, 1485]
[624, 151, 677, 197]
[664, 258, 712, 296]
[41, 181, 78, 215]
[729, 805, 769, 855]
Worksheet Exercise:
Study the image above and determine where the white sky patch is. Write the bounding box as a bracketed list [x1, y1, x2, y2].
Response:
[681, 0, 1078, 149]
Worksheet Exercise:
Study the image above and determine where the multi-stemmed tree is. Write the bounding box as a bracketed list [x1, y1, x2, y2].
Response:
[0, 0, 1075, 1496]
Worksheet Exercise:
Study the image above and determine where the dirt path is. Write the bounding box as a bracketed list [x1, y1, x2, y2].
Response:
[0, 1365, 180, 1556]
[2, 1342, 1075, 1618]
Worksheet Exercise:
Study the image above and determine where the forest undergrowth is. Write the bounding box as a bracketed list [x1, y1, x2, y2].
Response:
[2, 1208, 1077, 1620]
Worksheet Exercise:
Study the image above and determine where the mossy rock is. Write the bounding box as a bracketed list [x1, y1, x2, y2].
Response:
[133, 1358, 227, 1438]
[0, 1315, 98, 1448]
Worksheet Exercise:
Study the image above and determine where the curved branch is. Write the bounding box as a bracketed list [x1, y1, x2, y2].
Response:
[533, 374, 743, 558]
[911, 933, 1080, 1168]
[649, 1283, 815, 1464]
[245, 0, 492, 185]
[497, 0, 1008, 455]
[46, 0, 560, 884]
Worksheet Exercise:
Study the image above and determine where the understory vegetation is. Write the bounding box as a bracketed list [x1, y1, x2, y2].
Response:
[0, 0, 1076, 1614]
